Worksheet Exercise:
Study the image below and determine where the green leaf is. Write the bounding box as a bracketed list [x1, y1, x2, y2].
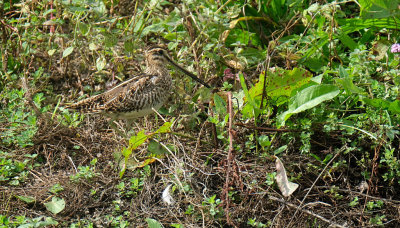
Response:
[146, 218, 163, 228]
[44, 197, 65, 214]
[240, 72, 261, 118]
[47, 49, 56, 56]
[364, 98, 400, 114]
[257, 135, 270, 147]
[359, 0, 400, 19]
[127, 130, 149, 153]
[335, 65, 364, 94]
[213, 93, 227, 115]
[62, 46, 74, 58]
[250, 68, 313, 99]
[78, 22, 89, 35]
[278, 84, 340, 126]
[49, 183, 64, 194]
[142, 23, 165, 36]
[16, 195, 36, 204]
[155, 121, 173, 134]
[337, 33, 357, 51]
[148, 140, 169, 156]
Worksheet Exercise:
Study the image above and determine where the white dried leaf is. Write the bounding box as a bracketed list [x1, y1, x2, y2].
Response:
[275, 156, 299, 197]
[162, 184, 174, 205]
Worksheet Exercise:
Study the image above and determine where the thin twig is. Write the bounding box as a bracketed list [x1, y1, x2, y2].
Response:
[287, 146, 345, 226]
[269, 195, 347, 228]
[223, 91, 237, 227]
[235, 122, 300, 132]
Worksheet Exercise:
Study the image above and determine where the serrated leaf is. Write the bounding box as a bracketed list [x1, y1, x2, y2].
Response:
[44, 197, 65, 214]
[62, 46, 74, 58]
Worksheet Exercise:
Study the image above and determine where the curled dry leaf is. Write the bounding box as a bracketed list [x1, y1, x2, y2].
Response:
[275, 156, 299, 197]
[162, 184, 174, 205]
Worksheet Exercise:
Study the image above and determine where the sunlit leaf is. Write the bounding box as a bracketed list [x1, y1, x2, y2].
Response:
[155, 121, 173, 134]
[278, 84, 340, 126]
[96, 56, 106, 71]
[249, 68, 313, 99]
[47, 49, 56, 56]
[44, 197, 65, 214]
[62, 46, 74, 58]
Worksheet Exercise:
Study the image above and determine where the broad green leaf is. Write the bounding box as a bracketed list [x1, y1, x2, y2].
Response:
[62, 46, 74, 58]
[78, 22, 89, 35]
[278, 84, 340, 126]
[44, 197, 65, 214]
[127, 130, 148, 153]
[288, 84, 340, 113]
[249, 68, 313, 99]
[257, 135, 270, 148]
[146, 218, 163, 228]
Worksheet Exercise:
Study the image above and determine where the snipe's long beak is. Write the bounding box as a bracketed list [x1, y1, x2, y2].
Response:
[165, 55, 211, 88]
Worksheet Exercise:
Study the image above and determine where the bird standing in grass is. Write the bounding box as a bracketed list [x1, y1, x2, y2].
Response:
[68, 46, 210, 123]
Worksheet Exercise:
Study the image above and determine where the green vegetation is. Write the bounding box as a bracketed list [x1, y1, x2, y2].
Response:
[1, 0, 399, 226]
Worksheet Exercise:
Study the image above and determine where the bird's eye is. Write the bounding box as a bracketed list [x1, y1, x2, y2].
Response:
[158, 50, 164, 55]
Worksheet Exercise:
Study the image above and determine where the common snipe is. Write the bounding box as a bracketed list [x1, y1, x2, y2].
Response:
[68, 46, 210, 120]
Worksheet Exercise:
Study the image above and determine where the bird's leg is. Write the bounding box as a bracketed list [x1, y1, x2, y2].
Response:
[107, 118, 128, 137]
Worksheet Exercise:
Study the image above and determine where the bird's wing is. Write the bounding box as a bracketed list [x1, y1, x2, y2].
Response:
[68, 73, 155, 113]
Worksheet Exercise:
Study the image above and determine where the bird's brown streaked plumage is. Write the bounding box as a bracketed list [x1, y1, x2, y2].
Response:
[67, 46, 210, 120]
